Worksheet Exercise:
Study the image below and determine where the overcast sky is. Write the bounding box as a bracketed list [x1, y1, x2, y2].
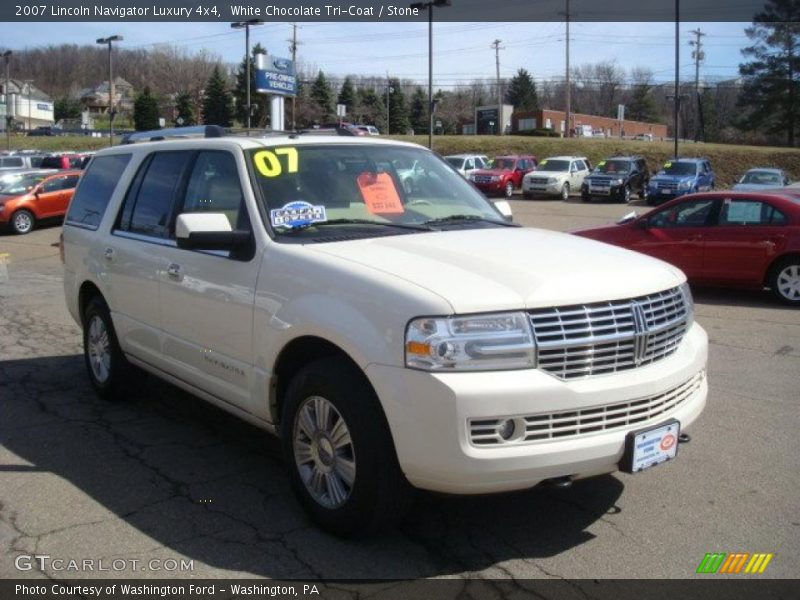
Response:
[0, 21, 750, 87]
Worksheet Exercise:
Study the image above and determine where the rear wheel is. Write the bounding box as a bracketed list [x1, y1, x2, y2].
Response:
[82, 296, 135, 399]
[771, 258, 800, 305]
[11, 209, 35, 235]
[281, 357, 412, 537]
[560, 183, 570, 201]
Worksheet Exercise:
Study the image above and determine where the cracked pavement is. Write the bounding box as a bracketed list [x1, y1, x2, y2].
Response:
[1, 199, 799, 581]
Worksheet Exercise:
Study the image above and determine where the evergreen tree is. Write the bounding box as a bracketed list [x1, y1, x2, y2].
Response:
[310, 71, 334, 122]
[133, 87, 160, 131]
[233, 43, 269, 127]
[174, 91, 195, 126]
[504, 68, 538, 111]
[337, 76, 357, 116]
[385, 78, 409, 134]
[53, 97, 82, 122]
[627, 83, 658, 122]
[356, 86, 384, 129]
[738, 0, 800, 146]
[409, 87, 428, 134]
[202, 65, 233, 127]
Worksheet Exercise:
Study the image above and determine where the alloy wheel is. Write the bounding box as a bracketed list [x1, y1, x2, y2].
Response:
[776, 264, 800, 302]
[87, 315, 111, 383]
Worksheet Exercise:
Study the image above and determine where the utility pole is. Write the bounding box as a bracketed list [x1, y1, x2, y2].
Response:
[385, 74, 392, 134]
[673, 0, 680, 158]
[491, 39, 504, 135]
[689, 27, 705, 142]
[564, 0, 571, 137]
[232, 19, 264, 132]
[23, 79, 33, 130]
[288, 23, 301, 130]
[3, 50, 11, 151]
[96, 36, 123, 146]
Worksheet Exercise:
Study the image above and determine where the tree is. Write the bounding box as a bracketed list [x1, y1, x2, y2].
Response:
[53, 97, 82, 122]
[133, 86, 160, 131]
[174, 90, 195, 126]
[504, 68, 538, 111]
[233, 43, 269, 127]
[337, 76, 357, 116]
[202, 65, 233, 127]
[385, 78, 409, 134]
[310, 71, 334, 122]
[356, 86, 384, 129]
[409, 87, 428, 134]
[738, 0, 800, 146]
[627, 68, 658, 122]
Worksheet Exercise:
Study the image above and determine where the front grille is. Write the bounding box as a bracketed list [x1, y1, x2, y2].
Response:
[527, 177, 550, 185]
[529, 286, 689, 380]
[656, 180, 678, 190]
[474, 176, 494, 184]
[469, 371, 703, 446]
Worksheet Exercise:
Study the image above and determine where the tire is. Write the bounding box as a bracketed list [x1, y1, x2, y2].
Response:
[639, 185, 649, 201]
[281, 357, 413, 537]
[82, 296, 134, 400]
[504, 181, 514, 198]
[622, 185, 632, 204]
[770, 258, 800, 306]
[11, 209, 35, 235]
[560, 183, 570, 201]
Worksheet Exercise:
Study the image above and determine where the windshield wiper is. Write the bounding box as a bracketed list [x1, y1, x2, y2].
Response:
[421, 214, 518, 227]
[280, 218, 433, 234]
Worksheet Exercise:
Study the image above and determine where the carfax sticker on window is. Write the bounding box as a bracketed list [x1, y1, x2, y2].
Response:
[270, 201, 327, 229]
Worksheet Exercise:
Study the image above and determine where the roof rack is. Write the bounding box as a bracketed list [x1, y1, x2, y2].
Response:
[121, 124, 362, 145]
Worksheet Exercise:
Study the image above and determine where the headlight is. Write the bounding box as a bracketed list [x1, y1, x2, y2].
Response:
[491, 175, 501, 182]
[547, 177, 557, 184]
[612, 178, 624, 186]
[405, 312, 536, 371]
[468, 174, 476, 181]
[679, 180, 693, 189]
[680, 282, 695, 329]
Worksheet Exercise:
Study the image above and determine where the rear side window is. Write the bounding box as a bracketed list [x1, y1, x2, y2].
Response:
[65, 154, 132, 230]
[40, 157, 64, 169]
[68, 157, 83, 169]
[1, 157, 23, 167]
[117, 151, 192, 239]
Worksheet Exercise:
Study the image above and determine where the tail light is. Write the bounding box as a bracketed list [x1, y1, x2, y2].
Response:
[59, 232, 65, 264]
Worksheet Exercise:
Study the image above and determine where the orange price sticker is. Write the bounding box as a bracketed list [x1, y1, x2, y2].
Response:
[357, 172, 404, 214]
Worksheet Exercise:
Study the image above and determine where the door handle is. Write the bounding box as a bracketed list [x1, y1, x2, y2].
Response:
[167, 263, 182, 279]
[103, 248, 115, 262]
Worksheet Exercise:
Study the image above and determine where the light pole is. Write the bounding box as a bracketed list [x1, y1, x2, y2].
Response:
[23, 79, 33, 130]
[385, 82, 393, 134]
[410, 0, 451, 149]
[96, 35, 123, 146]
[232, 19, 264, 131]
[3, 50, 12, 151]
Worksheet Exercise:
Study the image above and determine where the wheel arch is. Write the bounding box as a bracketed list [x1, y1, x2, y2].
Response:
[764, 252, 800, 287]
[78, 281, 105, 327]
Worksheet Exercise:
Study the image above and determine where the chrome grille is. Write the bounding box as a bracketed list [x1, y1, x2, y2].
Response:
[529, 286, 689, 380]
[656, 180, 678, 190]
[469, 371, 703, 446]
[474, 175, 494, 184]
[527, 177, 550, 185]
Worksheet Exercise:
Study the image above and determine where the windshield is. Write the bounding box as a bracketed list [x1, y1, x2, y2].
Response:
[492, 158, 516, 170]
[0, 174, 45, 195]
[594, 160, 631, 174]
[248, 145, 504, 240]
[740, 171, 782, 185]
[446, 157, 465, 169]
[660, 161, 697, 176]
[537, 159, 570, 172]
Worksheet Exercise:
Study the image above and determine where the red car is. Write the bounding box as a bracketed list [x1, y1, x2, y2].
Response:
[468, 155, 537, 198]
[572, 190, 800, 305]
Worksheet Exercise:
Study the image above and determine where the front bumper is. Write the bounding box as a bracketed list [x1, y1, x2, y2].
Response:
[367, 323, 708, 494]
[523, 181, 562, 195]
[648, 186, 693, 200]
[582, 182, 626, 200]
[473, 180, 505, 193]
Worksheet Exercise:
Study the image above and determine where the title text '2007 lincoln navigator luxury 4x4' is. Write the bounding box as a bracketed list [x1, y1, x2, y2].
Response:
[62, 126, 708, 536]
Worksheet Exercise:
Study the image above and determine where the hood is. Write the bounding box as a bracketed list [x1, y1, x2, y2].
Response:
[472, 168, 511, 176]
[308, 227, 684, 313]
[527, 169, 568, 178]
[732, 182, 777, 191]
[652, 173, 695, 183]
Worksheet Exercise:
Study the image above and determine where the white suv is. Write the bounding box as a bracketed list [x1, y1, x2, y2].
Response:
[523, 155, 591, 200]
[62, 127, 708, 536]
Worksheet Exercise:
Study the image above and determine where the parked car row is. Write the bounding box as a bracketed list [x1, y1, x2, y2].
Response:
[0, 150, 94, 172]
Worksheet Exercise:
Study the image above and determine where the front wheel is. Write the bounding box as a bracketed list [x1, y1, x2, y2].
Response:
[639, 185, 649, 201]
[560, 183, 570, 201]
[771, 258, 800, 305]
[622, 185, 632, 204]
[11, 209, 35, 235]
[281, 357, 412, 537]
[504, 181, 514, 198]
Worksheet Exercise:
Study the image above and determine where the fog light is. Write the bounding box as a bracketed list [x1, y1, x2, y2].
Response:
[498, 419, 515, 440]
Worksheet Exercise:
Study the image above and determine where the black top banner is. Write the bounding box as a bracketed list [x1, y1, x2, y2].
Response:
[1, 0, 778, 22]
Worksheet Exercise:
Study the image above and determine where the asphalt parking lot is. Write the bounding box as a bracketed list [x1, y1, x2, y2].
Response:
[1, 195, 798, 581]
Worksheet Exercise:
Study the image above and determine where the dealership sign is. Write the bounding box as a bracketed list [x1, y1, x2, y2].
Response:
[255, 56, 297, 97]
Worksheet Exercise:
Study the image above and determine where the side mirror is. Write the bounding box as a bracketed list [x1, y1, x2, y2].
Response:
[175, 213, 251, 252]
[493, 199, 513, 221]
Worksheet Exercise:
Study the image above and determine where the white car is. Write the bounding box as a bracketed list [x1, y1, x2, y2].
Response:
[523, 156, 591, 200]
[62, 126, 707, 537]
[444, 153, 490, 178]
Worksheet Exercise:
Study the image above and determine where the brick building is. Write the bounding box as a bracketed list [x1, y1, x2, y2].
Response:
[512, 109, 667, 139]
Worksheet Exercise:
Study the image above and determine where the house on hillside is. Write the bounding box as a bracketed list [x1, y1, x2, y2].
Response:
[79, 76, 134, 114]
